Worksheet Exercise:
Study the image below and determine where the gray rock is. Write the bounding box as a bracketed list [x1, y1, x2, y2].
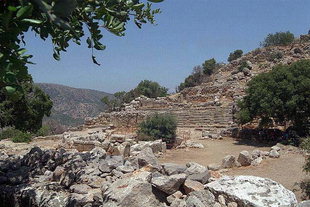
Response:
[206, 176, 298, 207]
[102, 171, 166, 207]
[116, 165, 135, 173]
[271, 145, 281, 152]
[269, 149, 280, 158]
[171, 198, 186, 207]
[251, 157, 263, 166]
[90, 147, 106, 160]
[298, 200, 310, 207]
[150, 140, 164, 153]
[162, 163, 186, 175]
[237, 150, 252, 166]
[166, 191, 183, 204]
[70, 184, 91, 194]
[251, 149, 262, 159]
[186, 190, 216, 207]
[106, 155, 124, 169]
[185, 162, 207, 174]
[136, 147, 158, 168]
[183, 179, 204, 194]
[151, 173, 187, 195]
[221, 155, 237, 168]
[207, 163, 221, 171]
[187, 170, 210, 184]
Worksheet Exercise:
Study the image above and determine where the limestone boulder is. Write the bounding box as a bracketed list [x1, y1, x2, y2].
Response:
[206, 176, 298, 207]
[221, 155, 237, 168]
[185, 190, 216, 207]
[183, 179, 204, 194]
[237, 150, 252, 166]
[151, 173, 187, 195]
[269, 149, 280, 158]
[102, 171, 166, 207]
[162, 163, 186, 175]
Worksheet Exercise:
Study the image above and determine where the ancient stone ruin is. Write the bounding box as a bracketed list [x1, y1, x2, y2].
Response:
[85, 35, 310, 138]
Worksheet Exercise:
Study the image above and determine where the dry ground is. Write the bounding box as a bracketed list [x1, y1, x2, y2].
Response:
[159, 137, 309, 201]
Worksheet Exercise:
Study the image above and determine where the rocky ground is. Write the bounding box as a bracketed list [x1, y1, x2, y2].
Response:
[0, 127, 309, 206]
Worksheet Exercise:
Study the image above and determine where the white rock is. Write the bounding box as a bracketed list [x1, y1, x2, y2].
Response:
[269, 149, 280, 158]
[206, 176, 297, 207]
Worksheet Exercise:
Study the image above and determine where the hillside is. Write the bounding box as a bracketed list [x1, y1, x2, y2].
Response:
[36, 83, 112, 129]
[85, 35, 310, 137]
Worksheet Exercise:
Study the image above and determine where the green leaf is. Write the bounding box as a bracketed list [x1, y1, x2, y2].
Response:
[94, 43, 106, 50]
[8, 6, 17, 12]
[16, 5, 33, 18]
[133, 3, 145, 9]
[18, 49, 27, 55]
[5, 86, 16, 94]
[21, 19, 42, 24]
[53, 53, 60, 61]
[0, 53, 3, 58]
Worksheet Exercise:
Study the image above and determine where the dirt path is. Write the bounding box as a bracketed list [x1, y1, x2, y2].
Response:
[159, 137, 309, 201]
[160, 137, 271, 165]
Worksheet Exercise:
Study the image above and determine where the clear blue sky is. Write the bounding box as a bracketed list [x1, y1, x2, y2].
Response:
[27, 0, 310, 93]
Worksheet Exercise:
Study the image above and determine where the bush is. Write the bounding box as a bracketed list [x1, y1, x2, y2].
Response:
[202, 58, 216, 75]
[228, 49, 243, 62]
[261, 31, 294, 47]
[177, 66, 204, 92]
[237, 59, 310, 130]
[35, 125, 51, 137]
[137, 113, 177, 145]
[238, 61, 249, 72]
[0, 128, 32, 143]
[267, 51, 283, 61]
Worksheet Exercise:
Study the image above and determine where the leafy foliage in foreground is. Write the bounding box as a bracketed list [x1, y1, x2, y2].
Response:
[237, 60, 310, 131]
[261, 31, 295, 47]
[102, 80, 168, 111]
[0, 81, 52, 132]
[137, 113, 177, 144]
[0, 0, 163, 131]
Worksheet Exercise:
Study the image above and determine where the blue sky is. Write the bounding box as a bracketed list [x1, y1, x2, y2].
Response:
[27, 0, 310, 93]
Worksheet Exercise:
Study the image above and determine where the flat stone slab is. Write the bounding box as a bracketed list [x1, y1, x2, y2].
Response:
[206, 176, 297, 207]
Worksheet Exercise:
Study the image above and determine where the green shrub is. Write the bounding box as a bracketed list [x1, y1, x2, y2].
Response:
[0, 128, 32, 143]
[202, 58, 216, 75]
[238, 61, 249, 72]
[228, 49, 243, 62]
[261, 31, 294, 47]
[35, 125, 51, 137]
[237, 59, 310, 130]
[11, 131, 32, 143]
[177, 66, 204, 92]
[137, 113, 177, 145]
[267, 51, 283, 61]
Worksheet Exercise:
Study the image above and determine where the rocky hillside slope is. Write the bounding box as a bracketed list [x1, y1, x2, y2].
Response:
[85, 35, 310, 137]
[37, 83, 112, 128]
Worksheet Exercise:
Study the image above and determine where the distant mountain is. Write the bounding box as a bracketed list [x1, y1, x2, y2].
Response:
[36, 83, 112, 129]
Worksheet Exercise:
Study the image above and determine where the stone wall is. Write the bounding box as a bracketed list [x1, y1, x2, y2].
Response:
[84, 35, 310, 137]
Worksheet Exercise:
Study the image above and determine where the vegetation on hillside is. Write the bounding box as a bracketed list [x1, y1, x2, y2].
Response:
[102, 80, 168, 111]
[261, 31, 295, 47]
[137, 113, 177, 146]
[228, 49, 243, 62]
[0, 126, 51, 143]
[237, 60, 310, 135]
[0, 0, 163, 132]
[38, 83, 111, 130]
[177, 58, 222, 92]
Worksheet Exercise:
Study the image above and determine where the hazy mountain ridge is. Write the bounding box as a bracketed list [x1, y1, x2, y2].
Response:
[36, 83, 112, 127]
